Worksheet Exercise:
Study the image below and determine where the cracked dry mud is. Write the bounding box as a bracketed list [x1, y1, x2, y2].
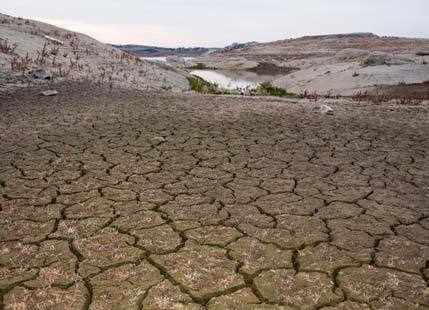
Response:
[0, 83, 429, 309]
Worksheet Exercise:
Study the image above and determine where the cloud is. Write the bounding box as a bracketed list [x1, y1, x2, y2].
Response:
[38, 18, 197, 46]
[5, 0, 429, 46]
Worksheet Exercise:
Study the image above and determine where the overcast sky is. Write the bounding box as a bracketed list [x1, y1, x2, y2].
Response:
[2, 0, 429, 47]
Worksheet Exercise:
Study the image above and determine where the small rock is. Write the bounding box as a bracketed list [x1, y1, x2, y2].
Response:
[361, 53, 387, 66]
[361, 52, 412, 67]
[44, 35, 64, 45]
[30, 69, 51, 80]
[321, 105, 334, 115]
[41, 90, 58, 96]
[416, 51, 429, 56]
[336, 48, 369, 61]
[153, 136, 165, 142]
[166, 56, 186, 65]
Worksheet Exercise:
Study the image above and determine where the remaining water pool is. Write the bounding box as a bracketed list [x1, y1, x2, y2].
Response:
[143, 57, 195, 63]
[190, 70, 277, 90]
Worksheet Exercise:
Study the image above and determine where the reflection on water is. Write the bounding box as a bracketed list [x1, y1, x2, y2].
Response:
[143, 57, 195, 63]
[142, 56, 167, 62]
[190, 70, 275, 90]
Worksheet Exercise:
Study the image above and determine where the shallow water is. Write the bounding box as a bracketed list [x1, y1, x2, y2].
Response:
[142, 56, 167, 62]
[143, 57, 195, 63]
[190, 70, 276, 90]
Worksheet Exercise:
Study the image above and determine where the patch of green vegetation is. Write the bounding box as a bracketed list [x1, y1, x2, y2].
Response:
[187, 63, 218, 70]
[187, 76, 230, 94]
[257, 82, 295, 97]
[246, 62, 299, 75]
[187, 76, 296, 98]
[189, 63, 208, 70]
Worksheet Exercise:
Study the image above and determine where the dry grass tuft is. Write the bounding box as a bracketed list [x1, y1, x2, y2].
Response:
[0, 38, 17, 54]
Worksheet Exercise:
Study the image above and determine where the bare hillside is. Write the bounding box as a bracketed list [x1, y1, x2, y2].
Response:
[192, 33, 429, 95]
[0, 13, 189, 92]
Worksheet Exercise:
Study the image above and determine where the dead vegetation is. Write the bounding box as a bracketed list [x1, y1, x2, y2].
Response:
[3, 34, 151, 89]
[294, 87, 428, 105]
[0, 13, 191, 92]
[297, 90, 321, 102]
[0, 38, 16, 54]
[351, 91, 427, 105]
[10, 53, 31, 73]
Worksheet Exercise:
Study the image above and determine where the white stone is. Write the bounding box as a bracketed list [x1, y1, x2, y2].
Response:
[41, 90, 58, 96]
[321, 105, 334, 115]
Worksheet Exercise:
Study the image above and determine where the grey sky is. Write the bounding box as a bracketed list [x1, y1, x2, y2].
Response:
[2, 0, 429, 47]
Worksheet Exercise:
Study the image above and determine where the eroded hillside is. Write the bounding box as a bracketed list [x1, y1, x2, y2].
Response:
[192, 33, 429, 95]
[0, 13, 189, 92]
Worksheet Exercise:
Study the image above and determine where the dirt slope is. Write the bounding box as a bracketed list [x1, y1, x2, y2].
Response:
[0, 13, 189, 92]
[195, 33, 429, 95]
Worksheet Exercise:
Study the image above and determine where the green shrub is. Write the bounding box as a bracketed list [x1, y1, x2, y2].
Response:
[187, 76, 227, 94]
[192, 63, 207, 70]
[188, 77, 295, 97]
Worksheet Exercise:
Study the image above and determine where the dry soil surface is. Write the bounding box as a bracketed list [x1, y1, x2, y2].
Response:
[0, 83, 429, 309]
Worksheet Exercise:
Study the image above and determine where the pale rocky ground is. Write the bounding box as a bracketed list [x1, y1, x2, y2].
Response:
[191, 33, 429, 95]
[0, 81, 428, 309]
[0, 13, 189, 92]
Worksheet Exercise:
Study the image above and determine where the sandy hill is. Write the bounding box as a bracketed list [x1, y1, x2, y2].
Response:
[0, 13, 189, 92]
[194, 33, 429, 95]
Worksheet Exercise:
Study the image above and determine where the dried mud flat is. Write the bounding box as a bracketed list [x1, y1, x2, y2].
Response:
[0, 83, 428, 309]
